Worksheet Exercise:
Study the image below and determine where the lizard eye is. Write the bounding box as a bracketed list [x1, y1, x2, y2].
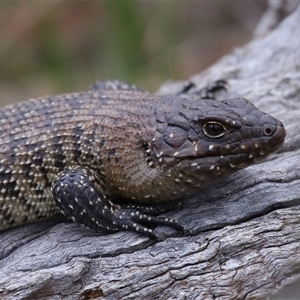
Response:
[203, 121, 226, 138]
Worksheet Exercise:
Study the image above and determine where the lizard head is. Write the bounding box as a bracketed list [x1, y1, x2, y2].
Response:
[150, 97, 286, 186]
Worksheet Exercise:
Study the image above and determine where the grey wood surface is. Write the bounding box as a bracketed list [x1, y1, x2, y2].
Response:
[0, 4, 300, 300]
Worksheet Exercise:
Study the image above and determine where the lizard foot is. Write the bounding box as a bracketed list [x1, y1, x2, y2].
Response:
[178, 79, 227, 99]
[52, 166, 183, 239]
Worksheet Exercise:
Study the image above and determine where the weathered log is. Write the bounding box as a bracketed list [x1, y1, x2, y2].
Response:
[1, 4, 300, 300]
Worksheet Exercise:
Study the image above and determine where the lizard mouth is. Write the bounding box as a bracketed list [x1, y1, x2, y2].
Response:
[220, 121, 286, 167]
[252, 120, 286, 162]
[152, 118, 286, 171]
[177, 121, 285, 170]
[218, 119, 286, 167]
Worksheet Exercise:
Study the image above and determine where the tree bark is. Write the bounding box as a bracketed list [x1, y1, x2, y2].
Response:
[1, 4, 300, 300]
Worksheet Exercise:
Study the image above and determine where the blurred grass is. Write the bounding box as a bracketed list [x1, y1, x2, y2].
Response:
[0, 2, 266, 105]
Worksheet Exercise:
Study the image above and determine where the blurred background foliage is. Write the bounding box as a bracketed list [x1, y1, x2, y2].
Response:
[0, 1, 267, 105]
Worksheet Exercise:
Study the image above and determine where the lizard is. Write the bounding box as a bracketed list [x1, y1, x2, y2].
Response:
[0, 80, 286, 239]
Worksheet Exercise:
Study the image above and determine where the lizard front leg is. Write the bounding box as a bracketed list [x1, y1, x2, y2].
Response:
[51, 166, 183, 239]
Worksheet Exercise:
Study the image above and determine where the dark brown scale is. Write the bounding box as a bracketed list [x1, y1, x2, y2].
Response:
[0, 80, 286, 239]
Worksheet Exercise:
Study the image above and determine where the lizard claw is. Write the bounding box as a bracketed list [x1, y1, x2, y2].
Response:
[113, 207, 184, 239]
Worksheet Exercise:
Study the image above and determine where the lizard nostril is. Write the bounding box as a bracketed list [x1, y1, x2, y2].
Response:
[263, 125, 274, 136]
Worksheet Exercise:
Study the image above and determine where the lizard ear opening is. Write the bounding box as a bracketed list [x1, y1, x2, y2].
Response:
[203, 121, 226, 138]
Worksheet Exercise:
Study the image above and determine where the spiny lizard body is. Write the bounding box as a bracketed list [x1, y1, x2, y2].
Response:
[0, 80, 286, 238]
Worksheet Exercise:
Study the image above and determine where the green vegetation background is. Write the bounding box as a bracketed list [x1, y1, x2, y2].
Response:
[0, 2, 265, 105]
